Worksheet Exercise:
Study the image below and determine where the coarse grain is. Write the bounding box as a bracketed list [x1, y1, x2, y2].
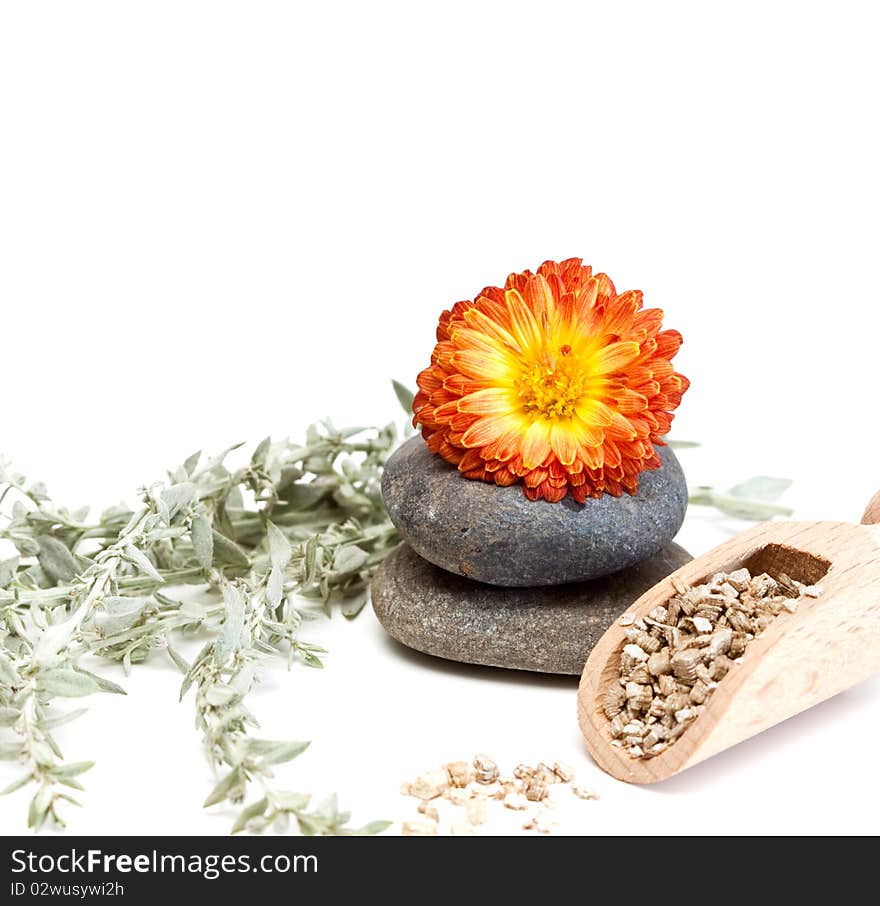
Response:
[473, 753, 500, 784]
[417, 802, 440, 822]
[445, 761, 475, 788]
[605, 568, 822, 760]
[401, 754, 599, 834]
[410, 769, 448, 800]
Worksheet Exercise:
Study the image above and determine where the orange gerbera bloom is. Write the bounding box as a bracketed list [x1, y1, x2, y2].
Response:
[412, 258, 690, 503]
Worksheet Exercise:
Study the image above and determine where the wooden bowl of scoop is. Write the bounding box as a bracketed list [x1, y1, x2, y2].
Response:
[577, 492, 880, 783]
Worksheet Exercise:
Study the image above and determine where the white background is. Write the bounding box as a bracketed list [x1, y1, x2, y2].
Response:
[2, 2, 879, 835]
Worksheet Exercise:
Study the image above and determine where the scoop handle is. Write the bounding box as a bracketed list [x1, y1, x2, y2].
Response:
[863, 490, 880, 525]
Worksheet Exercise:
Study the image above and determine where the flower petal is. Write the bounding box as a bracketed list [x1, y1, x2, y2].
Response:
[457, 387, 516, 415]
[592, 272, 616, 302]
[451, 348, 514, 380]
[604, 291, 643, 335]
[462, 307, 519, 351]
[570, 415, 605, 448]
[504, 288, 543, 352]
[550, 423, 579, 466]
[460, 414, 522, 448]
[608, 387, 648, 413]
[519, 274, 556, 330]
[452, 326, 510, 359]
[575, 399, 613, 428]
[520, 421, 552, 469]
[593, 341, 641, 375]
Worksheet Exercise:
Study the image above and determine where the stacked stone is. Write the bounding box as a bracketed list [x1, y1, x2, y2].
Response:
[371, 436, 690, 675]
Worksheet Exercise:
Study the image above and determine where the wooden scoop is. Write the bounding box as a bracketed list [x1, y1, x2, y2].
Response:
[577, 496, 880, 784]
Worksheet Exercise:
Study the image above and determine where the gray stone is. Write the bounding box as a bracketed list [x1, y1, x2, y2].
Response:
[371, 542, 692, 675]
[382, 435, 689, 587]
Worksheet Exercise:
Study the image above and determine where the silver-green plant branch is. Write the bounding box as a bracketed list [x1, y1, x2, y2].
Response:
[667, 439, 794, 520]
[0, 420, 399, 833]
[688, 475, 794, 520]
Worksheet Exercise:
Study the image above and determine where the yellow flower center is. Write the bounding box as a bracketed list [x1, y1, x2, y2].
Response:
[515, 347, 589, 420]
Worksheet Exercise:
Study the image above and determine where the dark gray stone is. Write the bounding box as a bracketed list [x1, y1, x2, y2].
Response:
[371, 543, 692, 675]
[382, 435, 689, 587]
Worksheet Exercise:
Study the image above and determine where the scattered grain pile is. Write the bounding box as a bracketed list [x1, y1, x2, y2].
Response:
[400, 755, 597, 835]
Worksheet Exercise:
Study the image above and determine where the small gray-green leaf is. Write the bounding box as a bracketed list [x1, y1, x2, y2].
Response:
[229, 662, 258, 696]
[0, 556, 18, 588]
[29, 481, 49, 501]
[285, 483, 328, 509]
[180, 640, 213, 701]
[51, 761, 95, 779]
[37, 707, 88, 730]
[248, 739, 310, 767]
[301, 651, 324, 669]
[19, 564, 49, 588]
[332, 484, 372, 510]
[266, 566, 284, 609]
[37, 536, 80, 584]
[28, 786, 53, 829]
[0, 653, 19, 686]
[94, 597, 146, 636]
[689, 486, 793, 521]
[266, 522, 292, 570]
[33, 617, 79, 662]
[74, 668, 126, 695]
[0, 740, 24, 760]
[56, 776, 85, 791]
[159, 482, 196, 523]
[0, 707, 20, 728]
[203, 767, 243, 807]
[73, 552, 95, 573]
[0, 772, 33, 796]
[211, 530, 250, 567]
[333, 544, 369, 574]
[37, 669, 100, 698]
[43, 729, 63, 759]
[392, 379, 415, 415]
[13, 535, 40, 557]
[315, 793, 339, 821]
[205, 684, 238, 706]
[166, 644, 190, 674]
[727, 476, 792, 502]
[272, 790, 310, 812]
[215, 584, 246, 665]
[232, 796, 269, 835]
[191, 513, 214, 569]
[341, 589, 368, 619]
[182, 450, 201, 476]
[123, 545, 164, 583]
[712, 493, 793, 520]
[252, 436, 271, 467]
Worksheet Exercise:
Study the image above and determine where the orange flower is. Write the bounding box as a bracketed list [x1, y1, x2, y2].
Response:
[412, 258, 690, 503]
